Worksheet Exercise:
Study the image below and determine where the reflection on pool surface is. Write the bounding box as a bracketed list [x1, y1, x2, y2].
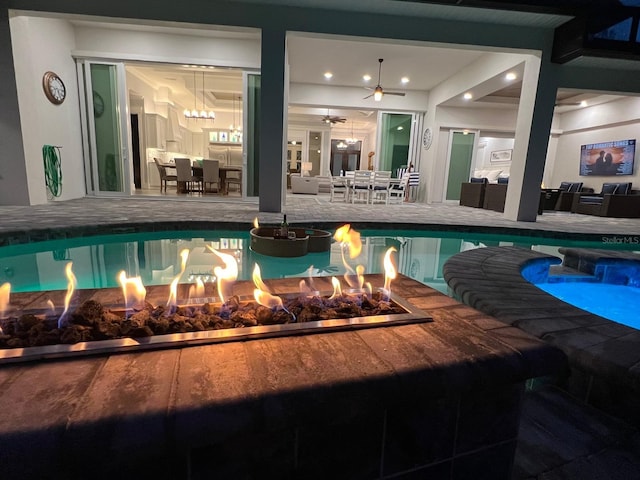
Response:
[0, 229, 636, 295]
[534, 282, 640, 328]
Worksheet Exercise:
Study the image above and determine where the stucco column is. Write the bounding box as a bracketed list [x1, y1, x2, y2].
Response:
[258, 28, 286, 213]
[504, 54, 558, 221]
[0, 9, 29, 206]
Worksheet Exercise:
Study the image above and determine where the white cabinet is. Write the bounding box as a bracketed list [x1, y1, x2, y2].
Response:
[145, 114, 167, 149]
[191, 132, 204, 156]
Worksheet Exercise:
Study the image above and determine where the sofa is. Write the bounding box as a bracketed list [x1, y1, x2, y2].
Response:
[290, 175, 319, 194]
[571, 182, 640, 218]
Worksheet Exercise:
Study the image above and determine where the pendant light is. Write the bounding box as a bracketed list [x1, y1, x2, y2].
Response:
[183, 68, 215, 121]
[346, 120, 357, 145]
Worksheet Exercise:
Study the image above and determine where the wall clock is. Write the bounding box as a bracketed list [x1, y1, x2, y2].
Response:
[93, 90, 105, 118]
[42, 71, 66, 105]
[422, 127, 433, 150]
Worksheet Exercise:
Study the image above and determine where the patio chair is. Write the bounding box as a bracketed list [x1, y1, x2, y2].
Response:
[329, 172, 348, 202]
[351, 170, 372, 204]
[153, 158, 177, 192]
[389, 172, 409, 204]
[202, 159, 220, 193]
[571, 182, 639, 217]
[370, 170, 391, 204]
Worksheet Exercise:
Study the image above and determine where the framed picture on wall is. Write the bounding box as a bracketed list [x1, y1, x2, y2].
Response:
[219, 131, 228, 142]
[209, 131, 218, 142]
[490, 149, 512, 163]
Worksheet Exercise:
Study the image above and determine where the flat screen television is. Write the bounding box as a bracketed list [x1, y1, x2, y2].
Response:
[579, 139, 636, 176]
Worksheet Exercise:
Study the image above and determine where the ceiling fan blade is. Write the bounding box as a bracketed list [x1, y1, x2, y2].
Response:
[363, 93, 374, 99]
[385, 91, 406, 97]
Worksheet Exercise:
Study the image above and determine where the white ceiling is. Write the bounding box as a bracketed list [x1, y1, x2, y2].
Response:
[112, 12, 626, 130]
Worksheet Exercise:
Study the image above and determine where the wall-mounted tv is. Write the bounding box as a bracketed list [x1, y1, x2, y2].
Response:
[580, 139, 636, 176]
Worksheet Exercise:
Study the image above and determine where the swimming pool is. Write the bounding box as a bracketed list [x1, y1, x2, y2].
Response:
[534, 282, 640, 328]
[0, 228, 634, 295]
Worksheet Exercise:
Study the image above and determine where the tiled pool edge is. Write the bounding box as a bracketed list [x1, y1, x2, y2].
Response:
[443, 246, 640, 427]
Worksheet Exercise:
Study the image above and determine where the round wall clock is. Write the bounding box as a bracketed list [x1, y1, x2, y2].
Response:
[93, 90, 105, 117]
[42, 71, 66, 105]
[422, 127, 433, 150]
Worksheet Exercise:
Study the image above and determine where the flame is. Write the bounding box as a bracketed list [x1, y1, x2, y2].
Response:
[252, 263, 283, 309]
[356, 265, 365, 290]
[59, 262, 77, 328]
[253, 217, 260, 228]
[329, 276, 342, 300]
[118, 271, 147, 311]
[188, 278, 206, 301]
[333, 224, 362, 258]
[334, 224, 364, 288]
[167, 249, 190, 309]
[252, 264, 271, 293]
[383, 247, 398, 294]
[46, 299, 56, 316]
[0, 282, 10, 319]
[209, 247, 238, 303]
[365, 282, 373, 296]
[253, 288, 284, 309]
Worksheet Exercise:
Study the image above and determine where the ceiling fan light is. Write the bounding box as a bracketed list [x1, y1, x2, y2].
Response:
[374, 87, 383, 102]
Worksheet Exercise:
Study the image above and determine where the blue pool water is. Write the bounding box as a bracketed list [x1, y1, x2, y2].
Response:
[535, 282, 640, 328]
[0, 229, 635, 297]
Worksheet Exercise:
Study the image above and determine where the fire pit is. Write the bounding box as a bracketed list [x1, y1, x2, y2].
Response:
[0, 224, 431, 363]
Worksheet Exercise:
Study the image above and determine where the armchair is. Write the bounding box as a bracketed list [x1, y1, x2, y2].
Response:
[553, 181, 584, 211]
[571, 182, 639, 217]
[459, 177, 487, 208]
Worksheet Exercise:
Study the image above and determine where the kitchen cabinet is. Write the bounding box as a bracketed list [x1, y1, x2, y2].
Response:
[145, 114, 167, 149]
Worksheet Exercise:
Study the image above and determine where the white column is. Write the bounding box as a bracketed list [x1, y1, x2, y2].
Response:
[504, 54, 558, 221]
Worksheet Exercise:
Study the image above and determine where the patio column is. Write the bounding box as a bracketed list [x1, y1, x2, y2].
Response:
[0, 8, 29, 206]
[258, 27, 286, 213]
[503, 53, 558, 222]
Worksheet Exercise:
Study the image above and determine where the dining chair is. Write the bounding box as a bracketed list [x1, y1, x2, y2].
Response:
[225, 169, 242, 195]
[351, 170, 372, 204]
[202, 159, 220, 193]
[153, 158, 177, 193]
[175, 157, 202, 194]
[369, 170, 391, 204]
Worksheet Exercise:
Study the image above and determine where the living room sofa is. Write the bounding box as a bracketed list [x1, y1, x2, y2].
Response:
[290, 175, 319, 194]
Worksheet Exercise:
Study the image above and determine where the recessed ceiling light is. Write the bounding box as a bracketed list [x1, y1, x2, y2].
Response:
[580, 100, 587, 107]
[363, 74, 371, 82]
[463, 92, 473, 100]
[397, 126, 404, 131]
[324, 72, 333, 79]
[505, 72, 517, 81]
[401, 77, 410, 84]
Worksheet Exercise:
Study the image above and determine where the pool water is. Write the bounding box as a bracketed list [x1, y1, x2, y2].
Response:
[535, 282, 640, 328]
[0, 229, 633, 297]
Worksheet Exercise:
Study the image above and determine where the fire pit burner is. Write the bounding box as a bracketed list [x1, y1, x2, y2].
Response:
[0, 290, 431, 364]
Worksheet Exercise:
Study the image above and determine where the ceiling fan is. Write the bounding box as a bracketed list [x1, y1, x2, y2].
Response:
[321, 109, 347, 125]
[364, 58, 406, 102]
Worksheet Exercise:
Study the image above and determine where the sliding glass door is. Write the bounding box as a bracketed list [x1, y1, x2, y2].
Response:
[78, 60, 132, 195]
[445, 131, 476, 201]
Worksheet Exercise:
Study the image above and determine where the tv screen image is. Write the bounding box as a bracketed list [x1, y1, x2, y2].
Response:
[580, 139, 636, 176]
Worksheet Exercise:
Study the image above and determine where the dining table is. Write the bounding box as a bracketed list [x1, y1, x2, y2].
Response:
[162, 163, 242, 195]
